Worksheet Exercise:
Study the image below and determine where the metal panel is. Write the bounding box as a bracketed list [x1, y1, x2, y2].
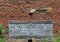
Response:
[8, 21, 53, 39]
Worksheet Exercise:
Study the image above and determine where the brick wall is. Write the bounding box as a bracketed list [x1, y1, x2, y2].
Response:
[0, 0, 60, 35]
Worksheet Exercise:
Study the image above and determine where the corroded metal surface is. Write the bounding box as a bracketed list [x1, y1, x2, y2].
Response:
[0, 0, 60, 35]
